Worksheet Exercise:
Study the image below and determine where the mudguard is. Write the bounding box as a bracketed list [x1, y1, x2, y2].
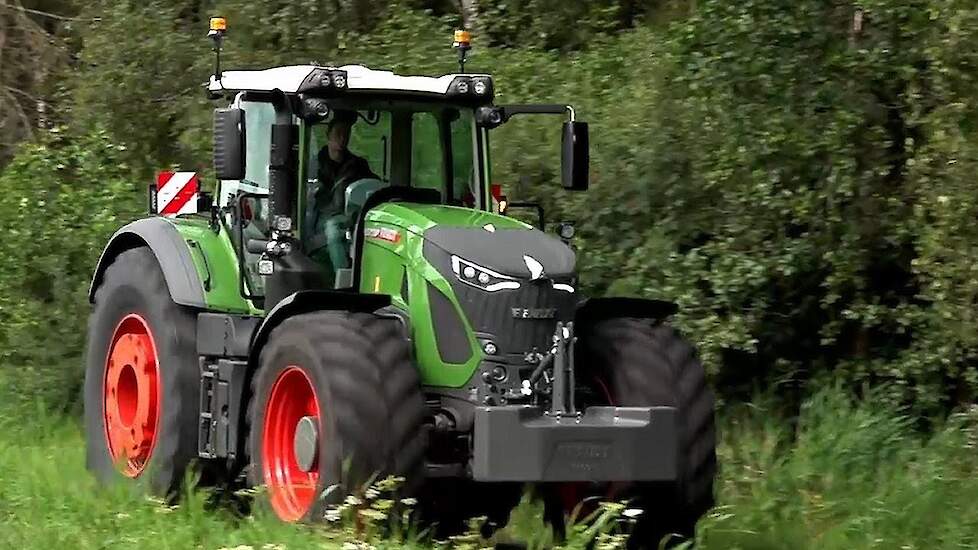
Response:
[574, 296, 678, 326]
[88, 217, 207, 308]
[248, 290, 392, 368]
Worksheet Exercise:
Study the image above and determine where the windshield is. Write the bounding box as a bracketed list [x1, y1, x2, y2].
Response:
[304, 102, 478, 208]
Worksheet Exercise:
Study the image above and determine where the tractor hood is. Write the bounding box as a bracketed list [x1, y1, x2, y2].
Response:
[423, 225, 576, 279]
[369, 203, 576, 279]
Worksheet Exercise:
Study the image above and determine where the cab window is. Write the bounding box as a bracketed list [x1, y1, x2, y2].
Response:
[411, 112, 445, 195]
[308, 111, 391, 184]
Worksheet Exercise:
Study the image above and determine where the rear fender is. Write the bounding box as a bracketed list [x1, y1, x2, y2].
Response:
[89, 217, 207, 308]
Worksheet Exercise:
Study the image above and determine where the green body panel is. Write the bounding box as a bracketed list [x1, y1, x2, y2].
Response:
[358, 203, 531, 388]
[167, 217, 256, 314]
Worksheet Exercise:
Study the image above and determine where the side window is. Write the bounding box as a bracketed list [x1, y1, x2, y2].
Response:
[243, 100, 275, 188]
[411, 112, 445, 196]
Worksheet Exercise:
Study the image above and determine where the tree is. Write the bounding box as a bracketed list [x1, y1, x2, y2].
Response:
[0, 0, 71, 164]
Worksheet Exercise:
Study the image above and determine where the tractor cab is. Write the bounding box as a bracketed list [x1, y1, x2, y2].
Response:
[207, 59, 588, 309]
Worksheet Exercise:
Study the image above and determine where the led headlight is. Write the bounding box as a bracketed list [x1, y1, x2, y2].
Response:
[298, 68, 350, 94]
[451, 255, 520, 292]
[447, 75, 494, 102]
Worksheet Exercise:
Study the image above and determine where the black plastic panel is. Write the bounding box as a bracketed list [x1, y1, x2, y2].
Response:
[196, 313, 261, 357]
[427, 281, 472, 364]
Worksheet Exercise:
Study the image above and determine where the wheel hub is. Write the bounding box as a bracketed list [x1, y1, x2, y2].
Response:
[262, 366, 321, 521]
[103, 314, 160, 478]
[293, 415, 319, 472]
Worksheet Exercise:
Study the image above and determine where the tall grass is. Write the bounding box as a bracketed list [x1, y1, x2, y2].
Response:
[698, 388, 978, 549]
[0, 378, 975, 549]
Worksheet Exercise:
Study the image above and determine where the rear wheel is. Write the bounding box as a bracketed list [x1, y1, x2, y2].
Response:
[247, 311, 426, 521]
[553, 318, 716, 548]
[84, 247, 200, 495]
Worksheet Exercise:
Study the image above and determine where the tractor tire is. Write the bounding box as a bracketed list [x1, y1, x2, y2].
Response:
[84, 247, 200, 496]
[570, 318, 717, 548]
[247, 311, 426, 522]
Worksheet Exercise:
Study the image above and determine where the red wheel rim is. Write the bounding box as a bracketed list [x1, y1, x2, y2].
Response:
[103, 314, 161, 478]
[262, 366, 321, 521]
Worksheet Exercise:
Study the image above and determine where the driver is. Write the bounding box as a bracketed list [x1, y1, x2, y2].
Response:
[305, 110, 378, 273]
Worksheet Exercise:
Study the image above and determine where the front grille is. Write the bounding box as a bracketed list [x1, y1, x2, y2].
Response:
[423, 240, 578, 356]
[450, 278, 576, 355]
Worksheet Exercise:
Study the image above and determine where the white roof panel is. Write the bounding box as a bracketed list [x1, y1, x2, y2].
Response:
[208, 64, 489, 95]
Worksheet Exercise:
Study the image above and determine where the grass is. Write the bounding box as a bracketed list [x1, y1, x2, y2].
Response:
[1, 380, 976, 549]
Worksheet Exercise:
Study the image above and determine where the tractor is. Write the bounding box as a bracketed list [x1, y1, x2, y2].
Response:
[83, 19, 716, 547]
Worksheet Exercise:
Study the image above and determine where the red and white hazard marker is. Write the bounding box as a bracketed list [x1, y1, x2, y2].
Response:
[156, 171, 200, 217]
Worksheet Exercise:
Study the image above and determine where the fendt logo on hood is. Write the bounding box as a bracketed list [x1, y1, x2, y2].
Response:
[512, 307, 557, 319]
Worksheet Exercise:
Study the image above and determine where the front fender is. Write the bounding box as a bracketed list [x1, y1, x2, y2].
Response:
[574, 297, 678, 326]
[248, 290, 392, 370]
[89, 217, 207, 308]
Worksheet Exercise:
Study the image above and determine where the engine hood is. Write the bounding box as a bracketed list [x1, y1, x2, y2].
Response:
[367, 203, 576, 279]
[422, 225, 576, 279]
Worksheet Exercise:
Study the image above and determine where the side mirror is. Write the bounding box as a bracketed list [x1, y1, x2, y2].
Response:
[561, 121, 589, 191]
[214, 108, 246, 180]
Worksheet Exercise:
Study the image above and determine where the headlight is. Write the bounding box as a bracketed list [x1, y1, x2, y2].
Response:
[447, 76, 494, 102]
[451, 255, 520, 292]
[297, 68, 349, 94]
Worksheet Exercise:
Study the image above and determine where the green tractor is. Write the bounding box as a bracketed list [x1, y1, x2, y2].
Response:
[83, 21, 716, 546]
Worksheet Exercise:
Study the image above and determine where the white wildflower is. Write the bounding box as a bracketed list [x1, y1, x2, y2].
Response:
[622, 508, 644, 518]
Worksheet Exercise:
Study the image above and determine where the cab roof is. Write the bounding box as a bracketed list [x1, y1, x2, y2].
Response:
[207, 64, 491, 96]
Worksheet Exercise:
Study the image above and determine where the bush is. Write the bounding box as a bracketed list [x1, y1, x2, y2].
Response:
[10, 1, 978, 414]
[0, 128, 141, 410]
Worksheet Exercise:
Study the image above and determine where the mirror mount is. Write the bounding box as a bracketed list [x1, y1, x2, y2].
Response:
[476, 103, 575, 129]
[476, 103, 589, 191]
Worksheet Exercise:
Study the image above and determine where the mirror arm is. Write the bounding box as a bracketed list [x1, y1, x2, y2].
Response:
[498, 104, 575, 122]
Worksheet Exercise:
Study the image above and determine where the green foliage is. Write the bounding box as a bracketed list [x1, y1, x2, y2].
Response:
[628, 1, 978, 412]
[699, 387, 978, 548]
[0, 128, 141, 409]
[1, 385, 974, 549]
[4, 0, 978, 414]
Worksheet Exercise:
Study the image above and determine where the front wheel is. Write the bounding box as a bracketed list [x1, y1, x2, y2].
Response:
[247, 311, 426, 522]
[558, 318, 717, 548]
